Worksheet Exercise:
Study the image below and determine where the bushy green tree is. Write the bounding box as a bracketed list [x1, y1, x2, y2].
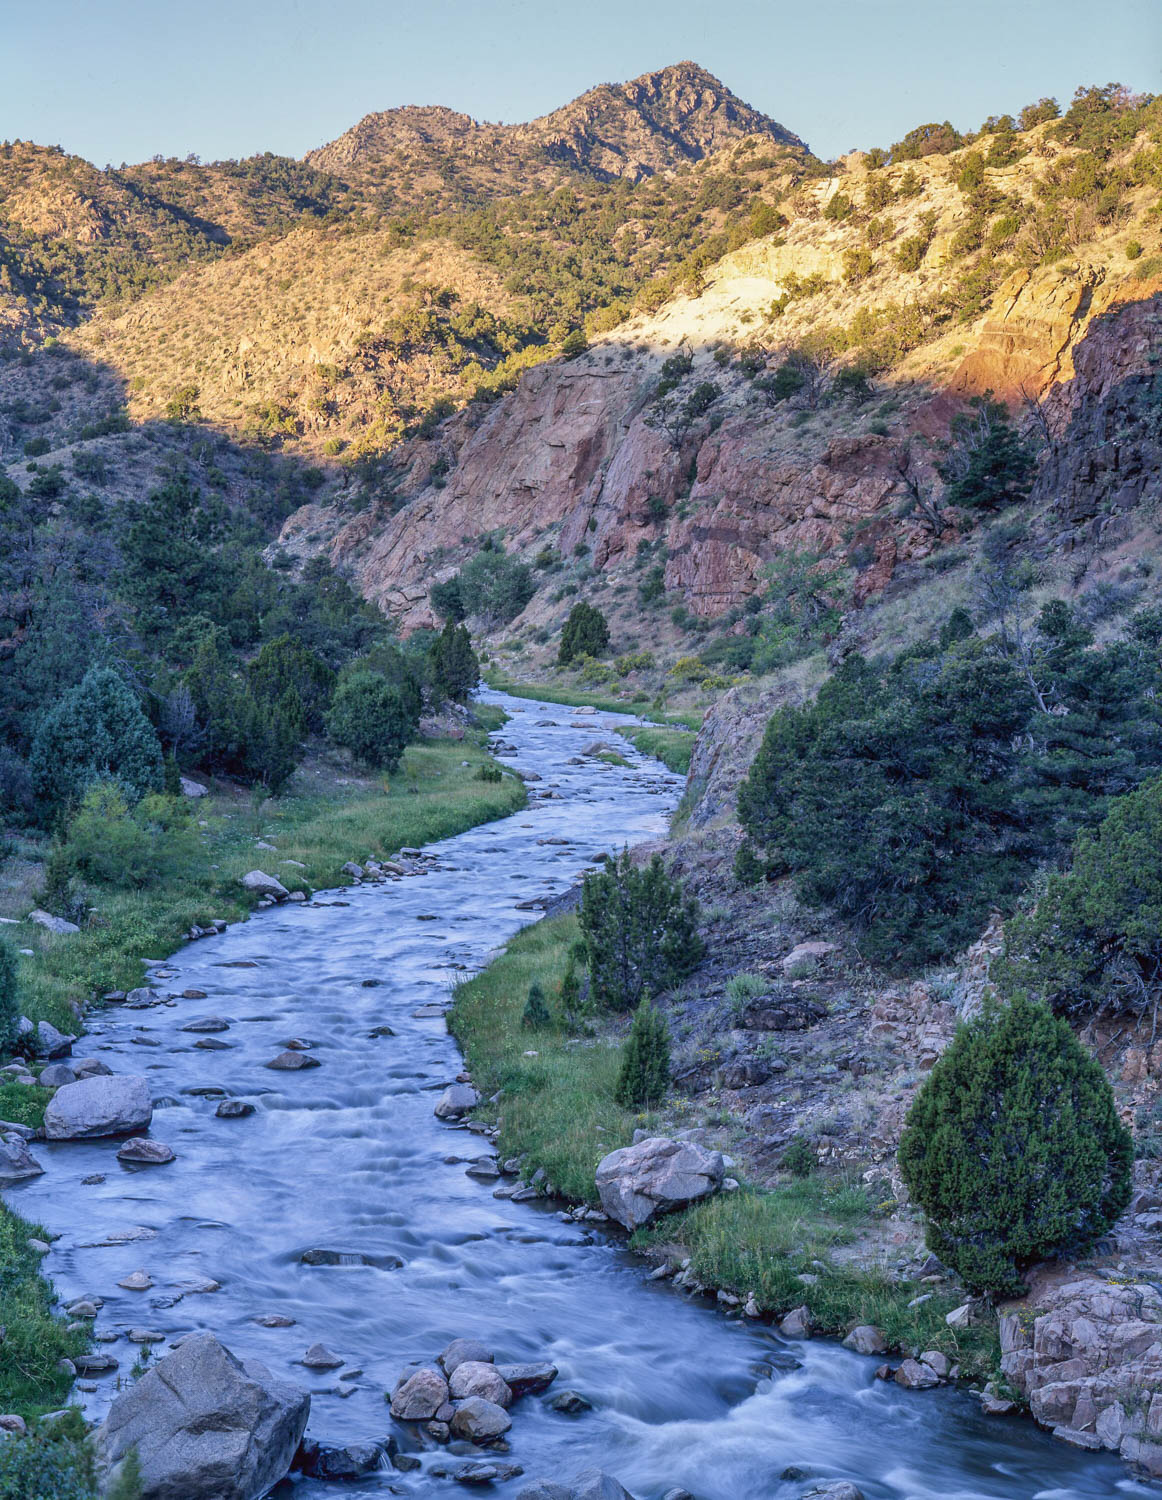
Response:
[60, 784, 199, 889]
[248, 635, 335, 733]
[521, 981, 552, 1029]
[580, 848, 704, 1011]
[615, 995, 671, 1107]
[430, 574, 466, 622]
[899, 993, 1132, 1295]
[429, 622, 479, 704]
[0, 936, 19, 1057]
[1000, 774, 1162, 1019]
[29, 668, 163, 817]
[937, 395, 1035, 511]
[558, 602, 610, 664]
[455, 546, 536, 624]
[326, 672, 414, 771]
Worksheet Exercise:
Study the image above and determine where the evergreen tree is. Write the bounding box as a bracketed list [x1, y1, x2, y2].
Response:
[558, 602, 610, 665]
[429, 622, 479, 704]
[615, 995, 671, 1108]
[0, 936, 19, 1057]
[898, 992, 1132, 1295]
[430, 574, 466, 622]
[29, 668, 163, 817]
[247, 635, 335, 733]
[936, 394, 1035, 511]
[580, 848, 704, 1011]
[559, 949, 582, 1022]
[326, 672, 414, 771]
[521, 981, 552, 1029]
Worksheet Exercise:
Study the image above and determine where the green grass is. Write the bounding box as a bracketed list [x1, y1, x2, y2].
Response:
[595, 750, 632, 768]
[485, 670, 702, 732]
[10, 739, 525, 1033]
[0, 1084, 51, 1129]
[450, 914, 1000, 1379]
[617, 725, 694, 775]
[0, 1204, 89, 1421]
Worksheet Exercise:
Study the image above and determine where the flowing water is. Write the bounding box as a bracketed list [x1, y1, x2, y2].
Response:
[9, 693, 1146, 1500]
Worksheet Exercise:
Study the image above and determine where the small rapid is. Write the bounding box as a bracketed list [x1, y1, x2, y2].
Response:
[8, 693, 1145, 1499]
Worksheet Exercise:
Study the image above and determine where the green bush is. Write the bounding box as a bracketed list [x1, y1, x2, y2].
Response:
[521, 981, 552, 1029]
[899, 993, 1132, 1295]
[325, 673, 414, 771]
[1000, 775, 1162, 1019]
[428, 621, 479, 704]
[60, 785, 199, 890]
[558, 602, 610, 664]
[0, 1427, 97, 1500]
[782, 1135, 816, 1178]
[28, 668, 163, 818]
[733, 842, 766, 887]
[247, 635, 335, 734]
[615, 996, 671, 1107]
[0, 937, 19, 1056]
[456, 546, 536, 624]
[580, 848, 704, 1011]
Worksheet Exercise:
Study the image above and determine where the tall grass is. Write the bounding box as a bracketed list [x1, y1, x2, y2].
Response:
[14, 741, 524, 1031]
[617, 725, 694, 774]
[0, 1205, 88, 1420]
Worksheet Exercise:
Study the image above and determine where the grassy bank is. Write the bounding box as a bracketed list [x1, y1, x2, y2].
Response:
[0, 1205, 88, 1420]
[483, 671, 702, 730]
[450, 915, 999, 1380]
[617, 725, 694, 775]
[5, 738, 524, 1033]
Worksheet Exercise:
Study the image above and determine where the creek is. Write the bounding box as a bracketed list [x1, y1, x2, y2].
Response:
[10, 692, 1145, 1500]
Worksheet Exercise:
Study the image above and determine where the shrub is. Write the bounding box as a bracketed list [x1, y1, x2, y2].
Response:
[1126, 239, 1144, 260]
[1000, 775, 1162, 1019]
[899, 993, 1132, 1295]
[615, 996, 671, 1107]
[456, 546, 536, 624]
[733, 842, 766, 887]
[428, 622, 479, 704]
[615, 650, 655, 675]
[29, 668, 163, 817]
[325, 672, 414, 770]
[521, 981, 552, 1029]
[61, 785, 199, 890]
[782, 1135, 816, 1178]
[0, 937, 18, 1056]
[580, 848, 704, 1011]
[0, 1427, 98, 1500]
[430, 574, 465, 622]
[474, 762, 502, 783]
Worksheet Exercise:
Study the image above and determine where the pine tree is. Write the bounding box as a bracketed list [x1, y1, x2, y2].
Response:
[0, 936, 19, 1057]
[429, 622, 479, 704]
[559, 950, 582, 1022]
[615, 996, 671, 1108]
[521, 981, 551, 1029]
[898, 992, 1132, 1295]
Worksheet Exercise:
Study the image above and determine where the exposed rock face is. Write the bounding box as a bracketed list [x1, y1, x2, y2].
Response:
[999, 1273, 1162, 1477]
[95, 1332, 309, 1500]
[44, 1074, 152, 1140]
[595, 1135, 725, 1229]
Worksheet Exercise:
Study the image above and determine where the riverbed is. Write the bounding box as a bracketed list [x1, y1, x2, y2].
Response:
[8, 692, 1147, 1499]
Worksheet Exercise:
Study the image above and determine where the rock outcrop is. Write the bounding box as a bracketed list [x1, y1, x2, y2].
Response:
[595, 1135, 725, 1229]
[96, 1332, 309, 1500]
[999, 1273, 1162, 1477]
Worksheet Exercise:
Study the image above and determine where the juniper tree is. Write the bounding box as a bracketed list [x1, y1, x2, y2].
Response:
[615, 995, 671, 1108]
[558, 602, 610, 665]
[521, 981, 552, 1029]
[898, 992, 1132, 1295]
[29, 667, 163, 818]
[0, 937, 19, 1057]
[580, 848, 703, 1011]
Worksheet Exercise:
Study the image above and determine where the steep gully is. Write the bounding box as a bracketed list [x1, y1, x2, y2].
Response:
[8, 695, 1143, 1499]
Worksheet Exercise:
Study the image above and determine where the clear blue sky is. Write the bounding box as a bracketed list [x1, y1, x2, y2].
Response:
[10, 0, 1160, 167]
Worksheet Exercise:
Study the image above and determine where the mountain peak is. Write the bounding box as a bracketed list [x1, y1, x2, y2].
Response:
[305, 62, 806, 188]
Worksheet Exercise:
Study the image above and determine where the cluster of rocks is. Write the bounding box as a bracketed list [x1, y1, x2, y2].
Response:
[388, 1336, 559, 1478]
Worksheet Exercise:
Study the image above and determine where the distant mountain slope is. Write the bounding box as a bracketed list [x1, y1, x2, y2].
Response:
[304, 62, 806, 208]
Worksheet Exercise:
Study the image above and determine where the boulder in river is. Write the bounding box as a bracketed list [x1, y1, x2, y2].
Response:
[595, 1136, 725, 1230]
[802, 1485, 866, 1500]
[116, 1138, 176, 1165]
[265, 1051, 321, 1071]
[439, 1339, 494, 1375]
[95, 1331, 309, 1500]
[516, 1484, 576, 1500]
[36, 1020, 77, 1057]
[435, 1083, 480, 1119]
[0, 1135, 44, 1182]
[38, 1063, 77, 1087]
[448, 1360, 513, 1407]
[295, 1438, 386, 1479]
[497, 1361, 558, 1398]
[843, 1326, 886, 1355]
[216, 1100, 255, 1119]
[449, 1396, 511, 1442]
[573, 1472, 638, 1500]
[44, 1075, 152, 1140]
[390, 1366, 449, 1420]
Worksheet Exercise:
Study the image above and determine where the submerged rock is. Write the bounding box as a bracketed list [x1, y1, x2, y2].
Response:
[95, 1332, 309, 1500]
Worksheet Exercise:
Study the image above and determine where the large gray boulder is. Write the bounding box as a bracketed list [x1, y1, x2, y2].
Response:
[239, 870, 288, 899]
[595, 1136, 725, 1230]
[44, 1075, 152, 1140]
[96, 1332, 309, 1500]
[435, 1083, 480, 1119]
[573, 1472, 638, 1500]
